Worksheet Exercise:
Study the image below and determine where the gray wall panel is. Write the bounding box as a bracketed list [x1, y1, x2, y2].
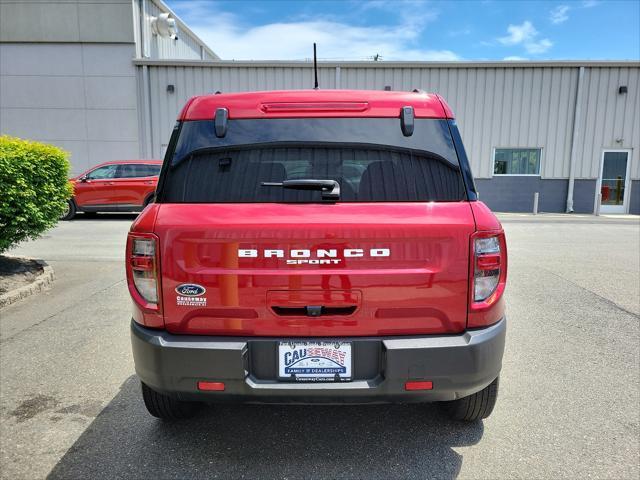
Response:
[0, 0, 134, 43]
[77, 2, 135, 42]
[0, 76, 86, 108]
[1, 43, 140, 174]
[1, 108, 88, 140]
[475, 177, 568, 213]
[87, 140, 139, 165]
[573, 180, 597, 214]
[86, 109, 138, 141]
[53, 140, 91, 172]
[81, 44, 138, 76]
[630, 181, 640, 215]
[84, 76, 137, 108]
[0, 43, 84, 76]
[0, 2, 81, 42]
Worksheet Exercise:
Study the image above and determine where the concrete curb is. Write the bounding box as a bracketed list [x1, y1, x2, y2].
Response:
[0, 259, 55, 309]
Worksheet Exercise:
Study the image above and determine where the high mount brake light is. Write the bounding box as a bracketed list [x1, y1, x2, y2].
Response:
[260, 102, 369, 113]
[127, 234, 160, 309]
[469, 231, 507, 327]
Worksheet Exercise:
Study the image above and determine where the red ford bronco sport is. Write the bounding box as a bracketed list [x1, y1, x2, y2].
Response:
[127, 90, 507, 422]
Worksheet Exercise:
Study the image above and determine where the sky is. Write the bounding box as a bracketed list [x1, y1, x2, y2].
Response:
[166, 0, 640, 61]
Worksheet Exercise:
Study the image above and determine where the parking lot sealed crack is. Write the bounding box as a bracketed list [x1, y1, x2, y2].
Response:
[539, 266, 639, 318]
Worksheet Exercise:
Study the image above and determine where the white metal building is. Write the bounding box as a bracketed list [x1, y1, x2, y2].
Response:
[1, 1, 639, 214]
[0, 0, 216, 174]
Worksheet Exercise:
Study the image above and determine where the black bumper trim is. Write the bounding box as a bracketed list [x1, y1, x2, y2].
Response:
[131, 318, 506, 403]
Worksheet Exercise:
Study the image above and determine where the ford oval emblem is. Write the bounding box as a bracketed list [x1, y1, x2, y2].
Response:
[175, 284, 206, 297]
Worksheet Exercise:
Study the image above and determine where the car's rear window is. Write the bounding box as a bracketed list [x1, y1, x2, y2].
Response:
[159, 118, 466, 203]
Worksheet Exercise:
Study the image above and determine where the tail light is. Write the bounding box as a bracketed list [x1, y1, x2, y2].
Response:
[126, 232, 161, 312]
[468, 230, 507, 328]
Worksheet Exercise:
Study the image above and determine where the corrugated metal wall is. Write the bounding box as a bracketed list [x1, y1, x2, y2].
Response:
[334, 66, 581, 179]
[142, 62, 639, 180]
[575, 67, 640, 179]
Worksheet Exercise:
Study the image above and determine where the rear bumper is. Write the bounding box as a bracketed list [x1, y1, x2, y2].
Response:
[131, 318, 506, 404]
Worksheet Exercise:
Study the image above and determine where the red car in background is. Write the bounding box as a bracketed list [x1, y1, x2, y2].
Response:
[61, 160, 163, 220]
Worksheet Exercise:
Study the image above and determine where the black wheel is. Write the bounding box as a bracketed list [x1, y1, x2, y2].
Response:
[141, 382, 198, 420]
[442, 377, 499, 421]
[60, 199, 76, 220]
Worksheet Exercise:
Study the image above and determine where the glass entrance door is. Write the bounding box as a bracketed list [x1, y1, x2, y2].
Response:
[600, 150, 630, 214]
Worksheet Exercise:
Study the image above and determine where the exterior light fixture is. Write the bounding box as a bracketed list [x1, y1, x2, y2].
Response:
[151, 13, 178, 40]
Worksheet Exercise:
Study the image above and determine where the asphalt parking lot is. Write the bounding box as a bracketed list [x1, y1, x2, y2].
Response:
[1, 213, 638, 480]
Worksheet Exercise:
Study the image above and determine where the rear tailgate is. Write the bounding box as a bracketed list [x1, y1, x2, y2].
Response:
[155, 202, 474, 336]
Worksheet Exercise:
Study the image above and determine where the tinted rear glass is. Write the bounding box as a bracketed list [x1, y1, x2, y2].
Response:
[117, 164, 160, 178]
[160, 118, 465, 203]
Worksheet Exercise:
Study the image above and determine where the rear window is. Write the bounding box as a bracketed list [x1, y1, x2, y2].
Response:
[117, 164, 161, 178]
[159, 118, 466, 203]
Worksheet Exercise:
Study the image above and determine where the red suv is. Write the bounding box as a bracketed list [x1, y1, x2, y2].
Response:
[127, 90, 507, 422]
[61, 160, 162, 220]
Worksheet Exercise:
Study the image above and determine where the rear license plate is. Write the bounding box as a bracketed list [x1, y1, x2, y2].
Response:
[278, 341, 352, 382]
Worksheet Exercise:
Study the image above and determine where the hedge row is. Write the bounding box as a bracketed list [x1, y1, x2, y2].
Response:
[0, 136, 72, 253]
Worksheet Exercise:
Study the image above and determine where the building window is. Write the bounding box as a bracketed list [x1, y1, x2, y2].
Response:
[493, 148, 541, 175]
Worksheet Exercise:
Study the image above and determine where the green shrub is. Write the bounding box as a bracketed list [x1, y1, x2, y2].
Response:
[0, 136, 72, 253]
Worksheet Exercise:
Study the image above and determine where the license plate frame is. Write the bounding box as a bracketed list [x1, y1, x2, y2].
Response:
[277, 341, 353, 382]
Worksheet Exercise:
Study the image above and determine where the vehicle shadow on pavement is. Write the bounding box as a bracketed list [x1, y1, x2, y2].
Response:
[47, 376, 484, 480]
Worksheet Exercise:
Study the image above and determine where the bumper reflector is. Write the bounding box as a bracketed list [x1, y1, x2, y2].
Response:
[197, 381, 225, 391]
[404, 381, 433, 391]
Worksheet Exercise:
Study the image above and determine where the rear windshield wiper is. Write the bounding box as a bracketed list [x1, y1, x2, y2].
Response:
[261, 179, 340, 200]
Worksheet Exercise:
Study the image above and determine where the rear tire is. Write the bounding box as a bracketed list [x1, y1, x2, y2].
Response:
[442, 376, 499, 421]
[141, 382, 198, 420]
[60, 199, 76, 220]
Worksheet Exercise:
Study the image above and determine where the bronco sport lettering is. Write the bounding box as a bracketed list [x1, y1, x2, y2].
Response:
[239, 247, 391, 264]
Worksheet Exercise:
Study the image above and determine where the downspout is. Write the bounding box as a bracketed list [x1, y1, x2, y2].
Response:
[141, 65, 154, 158]
[137, 0, 153, 157]
[566, 66, 585, 213]
[139, 0, 148, 58]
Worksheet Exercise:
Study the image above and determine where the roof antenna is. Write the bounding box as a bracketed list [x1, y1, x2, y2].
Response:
[313, 43, 319, 89]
